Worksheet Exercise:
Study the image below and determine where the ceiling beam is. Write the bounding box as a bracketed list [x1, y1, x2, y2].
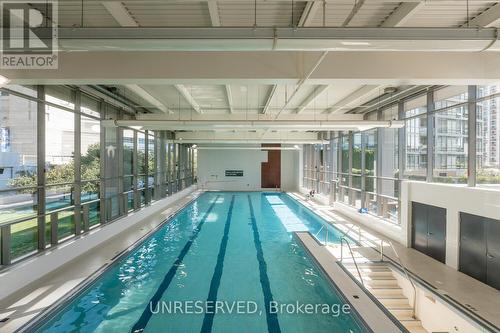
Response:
[102, 2, 139, 27]
[262, 84, 277, 114]
[37, 27, 500, 43]
[324, 85, 381, 114]
[7, 51, 500, 85]
[175, 84, 203, 114]
[298, 1, 321, 27]
[125, 84, 172, 113]
[30, 0, 472, 3]
[342, 0, 366, 27]
[175, 131, 320, 143]
[296, 85, 329, 113]
[207, 0, 221, 27]
[276, 51, 328, 117]
[380, 2, 423, 27]
[465, 3, 500, 28]
[225, 84, 233, 113]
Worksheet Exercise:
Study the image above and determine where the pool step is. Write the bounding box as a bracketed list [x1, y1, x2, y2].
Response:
[378, 297, 410, 307]
[369, 287, 404, 297]
[399, 317, 424, 328]
[388, 307, 415, 318]
[405, 326, 429, 333]
[364, 278, 399, 287]
[346, 268, 394, 278]
[341, 260, 429, 333]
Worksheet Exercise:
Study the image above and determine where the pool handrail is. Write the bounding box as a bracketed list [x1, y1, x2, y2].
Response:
[340, 237, 364, 287]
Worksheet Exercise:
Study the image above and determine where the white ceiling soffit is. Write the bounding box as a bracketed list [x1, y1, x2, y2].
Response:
[103, 119, 404, 131]
[45, 27, 500, 52]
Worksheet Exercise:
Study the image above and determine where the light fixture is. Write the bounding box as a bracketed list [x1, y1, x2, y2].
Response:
[0, 75, 10, 86]
[191, 144, 197, 149]
[293, 145, 300, 149]
[341, 41, 371, 46]
[129, 125, 143, 130]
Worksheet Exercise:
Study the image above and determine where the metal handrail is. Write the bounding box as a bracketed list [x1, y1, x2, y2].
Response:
[381, 240, 417, 319]
[335, 220, 416, 318]
[340, 237, 364, 287]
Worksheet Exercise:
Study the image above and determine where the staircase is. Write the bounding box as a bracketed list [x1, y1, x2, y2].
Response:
[343, 262, 428, 333]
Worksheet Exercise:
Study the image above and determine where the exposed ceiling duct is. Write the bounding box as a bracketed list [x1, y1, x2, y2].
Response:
[31, 27, 500, 52]
[102, 119, 404, 131]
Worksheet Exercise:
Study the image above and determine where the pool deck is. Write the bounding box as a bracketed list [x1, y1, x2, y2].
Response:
[288, 192, 500, 332]
[0, 189, 202, 333]
[294, 231, 405, 333]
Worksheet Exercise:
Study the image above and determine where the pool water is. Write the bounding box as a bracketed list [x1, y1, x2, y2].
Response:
[36, 192, 366, 333]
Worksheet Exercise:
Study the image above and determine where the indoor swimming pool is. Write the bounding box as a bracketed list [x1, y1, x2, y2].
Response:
[33, 192, 366, 333]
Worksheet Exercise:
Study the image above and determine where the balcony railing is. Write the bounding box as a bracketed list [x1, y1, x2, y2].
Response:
[0, 174, 196, 269]
[302, 170, 400, 225]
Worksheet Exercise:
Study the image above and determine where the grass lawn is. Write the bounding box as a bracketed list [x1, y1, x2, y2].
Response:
[1, 205, 100, 260]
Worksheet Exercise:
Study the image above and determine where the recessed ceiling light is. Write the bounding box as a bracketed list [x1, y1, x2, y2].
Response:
[341, 41, 371, 46]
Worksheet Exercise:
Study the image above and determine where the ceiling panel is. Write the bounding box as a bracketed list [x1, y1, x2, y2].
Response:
[402, 1, 492, 27]
[349, 2, 400, 27]
[125, 2, 211, 26]
[218, 1, 306, 26]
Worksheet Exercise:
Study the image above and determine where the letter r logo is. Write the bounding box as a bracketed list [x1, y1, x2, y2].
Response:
[2, 2, 53, 54]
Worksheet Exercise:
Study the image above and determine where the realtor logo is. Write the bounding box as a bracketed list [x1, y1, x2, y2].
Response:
[0, 0, 58, 69]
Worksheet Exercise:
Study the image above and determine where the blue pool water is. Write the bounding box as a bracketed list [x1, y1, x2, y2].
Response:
[35, 192, 366, 333]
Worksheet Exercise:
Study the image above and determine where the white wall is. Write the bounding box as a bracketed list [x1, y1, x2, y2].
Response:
[401, 181, 500, 269]
[281, 149, 299, 191]
[197, 148, 300, 191]
[393, 269, 484, 333]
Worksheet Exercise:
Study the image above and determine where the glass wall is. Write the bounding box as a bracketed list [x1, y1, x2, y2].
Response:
[0, 89, 38, 258]
[477, 83, 500, 186]
[403, 95, 427, 180]
[301, 85, 500, 225]
[433, 86, 468, 184]
[0, 85, 195, 267]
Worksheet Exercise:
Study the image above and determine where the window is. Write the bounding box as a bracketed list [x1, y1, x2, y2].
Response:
[45, 100, 75, 210]
[404, 115, 427, 180]
[80, 98, 101, 227]
[147, 133, 155, 197]
[477, 84, 500, 186]
[123, 129, 134, 210]
[0, 91, 39, 258]
[433, 87, 468, 184]
[137, 131, 146, 206]
[45, 91, 77, 242]
[364, 130, 377, 193]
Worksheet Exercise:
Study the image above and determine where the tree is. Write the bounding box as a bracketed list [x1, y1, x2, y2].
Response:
[9, 143, 101, 193]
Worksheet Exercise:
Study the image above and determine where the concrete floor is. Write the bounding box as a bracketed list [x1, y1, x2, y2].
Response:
[0, 190, 201, 333]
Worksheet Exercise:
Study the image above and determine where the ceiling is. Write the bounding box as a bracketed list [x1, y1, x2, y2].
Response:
[53, 1, 500, 29]
[11, 1, 500, 143]
[110, 83, 387, 116]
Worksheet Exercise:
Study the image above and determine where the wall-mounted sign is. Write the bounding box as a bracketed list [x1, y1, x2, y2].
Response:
[225, 170, 244, 177]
